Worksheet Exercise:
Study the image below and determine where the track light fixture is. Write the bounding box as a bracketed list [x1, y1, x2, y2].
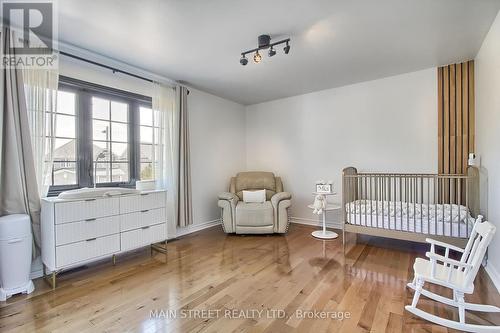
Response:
[240, 54, 248, 65]
[268, 46, 276, 57]
[284, 41, 290, 54]
[240, 34, 290, 65]
[253, 51, 262, 63]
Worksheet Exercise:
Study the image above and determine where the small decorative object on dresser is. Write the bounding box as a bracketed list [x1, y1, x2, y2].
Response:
[41, 190, 167, 289]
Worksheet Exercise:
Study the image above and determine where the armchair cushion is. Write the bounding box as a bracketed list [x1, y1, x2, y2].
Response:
[235, 172, 276, 200]
[236, 201, 273, 227]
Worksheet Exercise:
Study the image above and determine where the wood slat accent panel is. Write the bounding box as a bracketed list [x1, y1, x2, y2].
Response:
[437, 61, 475, 204]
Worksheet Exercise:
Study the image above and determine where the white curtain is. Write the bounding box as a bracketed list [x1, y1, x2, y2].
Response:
[152, 82, 177, 232]
[0, 27, 43, 256]
[22, 68, 59, 197]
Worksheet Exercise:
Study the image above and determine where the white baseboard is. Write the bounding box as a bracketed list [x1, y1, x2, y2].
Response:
[484, 262, 500, 293]
[175, 219, 221, 238]
[290, 216, 342, 230]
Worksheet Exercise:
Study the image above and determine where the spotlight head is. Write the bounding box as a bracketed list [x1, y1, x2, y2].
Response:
[253, 51, 262, 63]
[268, 47, 276, 57]
[240, 55, 248, 66]
[283, 42, 290, 54]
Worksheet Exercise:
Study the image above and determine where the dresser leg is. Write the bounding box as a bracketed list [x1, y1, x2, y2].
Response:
[43, 264, 58, 290]
[112, 254, 116, 266]
[150, 241, 168, 260]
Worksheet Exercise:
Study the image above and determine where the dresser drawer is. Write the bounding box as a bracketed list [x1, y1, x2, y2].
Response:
[120, 208, 166, 232]
[56, 216, 120, 246]
[56, 234, 120, 268]
[55, 197, 120, 224]
[119, 191, 165, 214]
[120, 223, 166, 251]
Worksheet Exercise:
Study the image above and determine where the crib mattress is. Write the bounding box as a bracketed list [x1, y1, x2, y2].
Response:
[345, 200, 474, 238]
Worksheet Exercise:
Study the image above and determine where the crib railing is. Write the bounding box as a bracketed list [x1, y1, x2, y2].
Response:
[342, 167, 479, 238]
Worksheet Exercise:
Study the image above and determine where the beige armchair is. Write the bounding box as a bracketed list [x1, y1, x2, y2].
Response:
[218, 172, 291, 234]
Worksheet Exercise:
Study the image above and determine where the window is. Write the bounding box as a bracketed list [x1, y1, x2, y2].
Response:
[47, 76, 152, 195]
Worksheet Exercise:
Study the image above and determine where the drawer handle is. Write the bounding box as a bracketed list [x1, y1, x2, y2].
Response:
[140, 209, 149, 213]
[85, 218, 96, 222]
[86, 238, 97, 242]
[140, 193, 149, 196]
[141, 226, 150, 230]
[85, 198, 96, 202]
[7, 238, 23, 244]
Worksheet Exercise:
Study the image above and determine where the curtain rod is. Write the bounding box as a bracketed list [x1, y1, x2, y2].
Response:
[59, 51, 190, 94]
[60, 51, 155, 83]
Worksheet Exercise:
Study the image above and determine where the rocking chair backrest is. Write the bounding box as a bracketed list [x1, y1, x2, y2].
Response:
[459, 215, 483, 264]
[460, 217, 496, 289]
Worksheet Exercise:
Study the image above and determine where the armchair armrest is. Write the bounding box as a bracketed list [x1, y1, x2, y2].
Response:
[425, 252, 471, 269]
[425, 238, 465, 253]
[271, 192, 292, 208]
[218, 192, 239, 202]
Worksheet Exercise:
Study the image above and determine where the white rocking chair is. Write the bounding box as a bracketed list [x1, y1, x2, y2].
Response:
[406, 215, 500, 333]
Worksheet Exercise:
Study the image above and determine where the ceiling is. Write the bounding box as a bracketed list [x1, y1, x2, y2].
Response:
[58, 0, 500, 105]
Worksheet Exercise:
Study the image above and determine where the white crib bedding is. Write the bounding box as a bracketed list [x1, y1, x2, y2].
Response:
[345, 200, 474, 238]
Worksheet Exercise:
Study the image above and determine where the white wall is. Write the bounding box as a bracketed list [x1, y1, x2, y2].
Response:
[245, 68, 437, 226]
[186, 88, 246, 235]
[475, 11, 500, 291]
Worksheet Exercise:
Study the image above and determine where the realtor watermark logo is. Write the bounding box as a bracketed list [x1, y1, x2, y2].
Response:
[149, 308, 352, 321]
[1, 0, 58, 69]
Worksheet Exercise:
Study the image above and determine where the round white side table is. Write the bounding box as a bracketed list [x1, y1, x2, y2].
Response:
[308, 199, 341, 239]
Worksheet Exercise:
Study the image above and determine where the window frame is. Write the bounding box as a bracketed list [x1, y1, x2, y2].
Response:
[47, 76, 152, 196]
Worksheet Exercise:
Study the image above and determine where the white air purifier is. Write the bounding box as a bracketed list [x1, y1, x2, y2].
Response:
[0, 214, 35, 301]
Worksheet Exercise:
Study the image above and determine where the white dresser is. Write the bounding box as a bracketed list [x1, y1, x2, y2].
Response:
[41, 190, 166, 287]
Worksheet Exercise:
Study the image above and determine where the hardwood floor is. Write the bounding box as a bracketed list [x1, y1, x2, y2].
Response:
[1, 224, 499, 333]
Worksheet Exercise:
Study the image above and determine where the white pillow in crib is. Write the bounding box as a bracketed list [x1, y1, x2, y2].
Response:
[242, 190, 266, 203]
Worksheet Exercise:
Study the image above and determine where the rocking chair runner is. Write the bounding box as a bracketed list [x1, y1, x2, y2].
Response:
[406, 216, 500, 333]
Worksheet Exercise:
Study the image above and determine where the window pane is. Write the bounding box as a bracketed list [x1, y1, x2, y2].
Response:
[53, 138, 76, 160]
[140, 126, 153, 144]
[45, 116, 54, 137]
[140, 107, 153, 126]
[43, 162, 52, 186]
[93, 120, 110, 141]
[111, 163, 129, 182]
[92, 141, 109, 160]
[55, 114, 75, 138]
[111, 122, 128, 142]
[95, 162, 111, 183]
[140, 163, 153, 180]
[57, 91, 76, 115]
[111, 101, 128, 122]
[92, 97, 109, 120]
[140, 144, 153, 162]
[52, 161, 77, 185]
[111, 142, 128, 162]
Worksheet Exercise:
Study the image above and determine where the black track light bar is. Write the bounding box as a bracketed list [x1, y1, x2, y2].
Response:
[240, 38, 291, 57]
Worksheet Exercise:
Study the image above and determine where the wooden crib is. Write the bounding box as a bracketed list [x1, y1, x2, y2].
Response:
[342, 166, 479, 249]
